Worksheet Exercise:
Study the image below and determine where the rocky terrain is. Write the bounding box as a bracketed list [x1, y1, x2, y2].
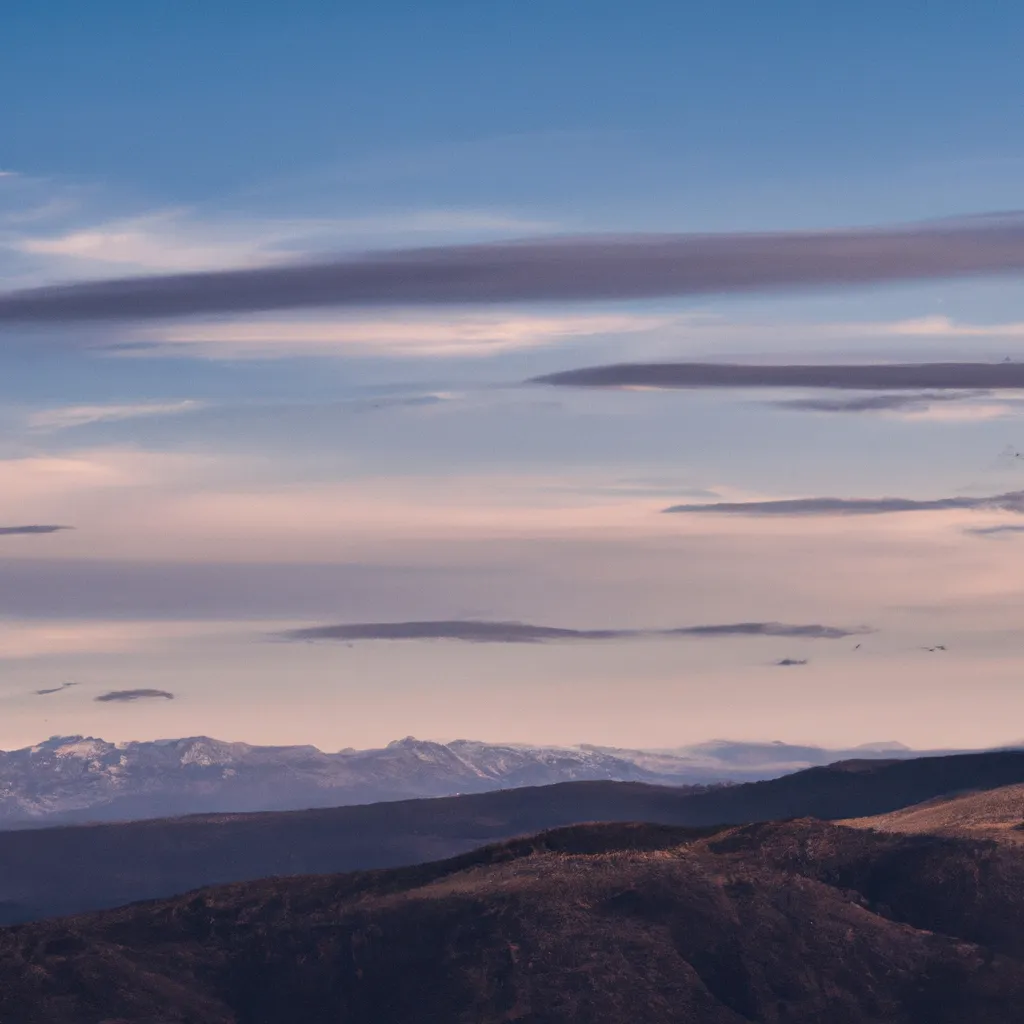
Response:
[3, 819, 1024, 1022]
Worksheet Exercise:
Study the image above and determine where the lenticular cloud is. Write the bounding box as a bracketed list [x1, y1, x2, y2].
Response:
[2, 213, 1024, 323]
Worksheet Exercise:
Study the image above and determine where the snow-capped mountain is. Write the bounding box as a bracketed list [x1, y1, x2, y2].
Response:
[0, 734, 954, 828]
[0, 735, 689, 826]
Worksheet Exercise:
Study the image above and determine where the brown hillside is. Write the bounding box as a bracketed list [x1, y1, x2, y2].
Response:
[844, 782, 1024, 843]
[2, 820, 1024, 1023]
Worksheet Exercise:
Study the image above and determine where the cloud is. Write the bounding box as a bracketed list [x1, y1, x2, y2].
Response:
[0, 451, 210, 509]
[3, 212, 1024, 322]
[34, 682, 79, 696]
[767, 390, 1024, 422]
[664, 491, 1024, 517]
[284, 621, 627, 643]
[876, 314, 1024, 339]
[13, 213, 284, 273]
[0, 525, 70, 535]
[964, 524, 1024, 537]
[533, 362, 1024, 391]
[140, 312, 667, 359]
[538, 313, 1024, 353]
[0, 620, 244, 661]
[349, 392, 458, 412]
[9, 208, 553, 278]
[280, 619, 867, 643]
[895, 402, 1023, 423]
[94, 689, 175, 703]
[661, 623, 861, 639]
[770, 391, 987, 414]
[26, 401, 202, 432]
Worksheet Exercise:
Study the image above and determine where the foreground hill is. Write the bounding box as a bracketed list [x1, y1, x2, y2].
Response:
[845, 782, 1024, 844]
[3, 748, 1024, 925]
[3, 820, 1024, 1023]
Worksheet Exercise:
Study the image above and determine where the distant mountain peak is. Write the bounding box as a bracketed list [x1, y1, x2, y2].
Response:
[0, 733, 971, 829]
[387, 735, 426, 747]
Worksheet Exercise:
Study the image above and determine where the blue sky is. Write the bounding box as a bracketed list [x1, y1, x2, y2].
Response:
[3, 2, 1024, 751]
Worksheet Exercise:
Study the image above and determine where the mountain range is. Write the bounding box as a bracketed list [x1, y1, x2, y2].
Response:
[0, 733, 964, 827]
[4, 747, 1024, 926]
[4, 817, 1024, 1023]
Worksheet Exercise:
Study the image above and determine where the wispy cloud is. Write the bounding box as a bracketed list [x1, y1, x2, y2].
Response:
[281, 619, 868, 643]
[139, 312, 668, 358]
[533, 362, 1024, 391]
[0, 620, 248, 661]
[8, 207, 554, 278]
[895, 402, 1022, 423]
[94, 688, 175, 703]
[964, 524, 1024, 537]
[3, 212, 1024, 322]
[874, 314, 1024, 339]
[664, 491, 1024, 517]
[34, 682, 78, 696]
[0, 451, 211, 513]
[0, 525, 71, 535]
[768, 390, 1024, 422]
[770, 391, 986, 414]
[539, 313, 1024, 352]
[12, 211, 287, 273]
[27, 400, 202, 432]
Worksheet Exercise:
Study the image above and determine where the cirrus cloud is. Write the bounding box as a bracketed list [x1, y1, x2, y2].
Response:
[26, 400, 202, 432]
[139, 312, 670, 359]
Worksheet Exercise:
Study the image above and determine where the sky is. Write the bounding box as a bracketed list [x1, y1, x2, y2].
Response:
[3, 1, 1024, 752]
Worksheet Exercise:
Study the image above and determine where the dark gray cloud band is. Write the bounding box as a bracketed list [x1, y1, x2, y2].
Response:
[664, 491, 1024, 516]
[659, 623, 858, 639]
[3, 214, 1024, 322]
[0, 525, 70, 536]
[94, 689, 175, 703]
[281, 619, 866, 643]
[533, 362, 1024, 391]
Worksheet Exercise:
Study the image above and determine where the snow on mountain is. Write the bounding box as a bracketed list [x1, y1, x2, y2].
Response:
[0, 733, 943, 829]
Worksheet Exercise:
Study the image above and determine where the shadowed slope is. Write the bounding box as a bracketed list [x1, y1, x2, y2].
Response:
[5, 750, 1024, 925]
[2, 821, 1024, 1023]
